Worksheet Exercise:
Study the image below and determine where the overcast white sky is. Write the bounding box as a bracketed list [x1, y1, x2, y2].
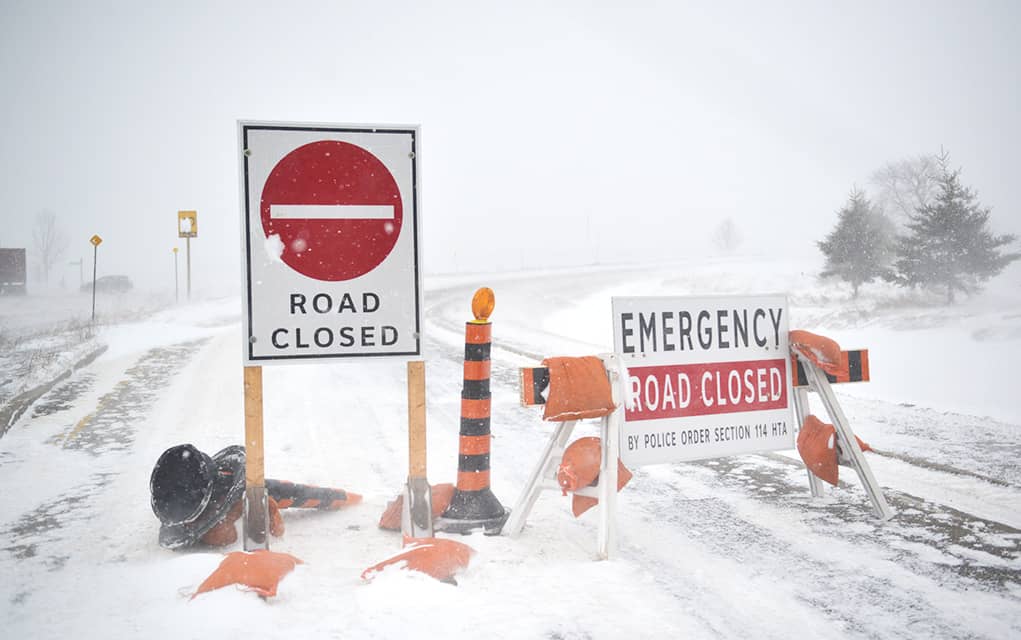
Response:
[1, 0, 1018, 291]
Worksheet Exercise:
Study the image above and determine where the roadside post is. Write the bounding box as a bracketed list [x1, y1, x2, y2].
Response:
[89, 234, 102, 322]
[177, 211, 197, 301]
[237, 121, 421, 550]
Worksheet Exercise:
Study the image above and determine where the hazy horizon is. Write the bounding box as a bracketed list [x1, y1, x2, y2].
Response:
[2, 0, 1018, 293]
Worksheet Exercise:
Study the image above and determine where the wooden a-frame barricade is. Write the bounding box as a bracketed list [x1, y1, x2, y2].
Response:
[504, 345, 894, 560]
[503, 354, 627, 559]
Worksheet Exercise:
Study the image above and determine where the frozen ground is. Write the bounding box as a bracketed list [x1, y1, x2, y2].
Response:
[1, 256, 1019, 639]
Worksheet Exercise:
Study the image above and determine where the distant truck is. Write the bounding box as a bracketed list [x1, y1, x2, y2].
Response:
[0, 248, 28, 295]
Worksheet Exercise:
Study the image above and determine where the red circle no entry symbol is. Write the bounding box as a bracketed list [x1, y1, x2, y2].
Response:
[260, 140, 403, 282]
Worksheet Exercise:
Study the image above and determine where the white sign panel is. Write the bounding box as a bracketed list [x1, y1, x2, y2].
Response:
[612, 295, 794, 466]
[239, 121, 421, 365]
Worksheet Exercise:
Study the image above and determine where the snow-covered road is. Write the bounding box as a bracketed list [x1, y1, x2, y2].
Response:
[2, 258, 1019, 639]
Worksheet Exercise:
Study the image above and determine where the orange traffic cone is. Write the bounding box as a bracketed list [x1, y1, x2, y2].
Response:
[556, 437, 633, 517]
[436, 288, 508, 535]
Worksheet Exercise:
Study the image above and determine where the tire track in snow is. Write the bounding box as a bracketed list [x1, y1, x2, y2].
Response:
[0, 338, 208, 609]
[623, 463, 1020, 639]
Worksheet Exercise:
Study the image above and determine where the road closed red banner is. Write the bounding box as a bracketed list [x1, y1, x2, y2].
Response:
[626, 359, 788, 421]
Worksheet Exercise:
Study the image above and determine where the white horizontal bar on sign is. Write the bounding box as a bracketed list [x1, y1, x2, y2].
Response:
[269, 205, 394, 220]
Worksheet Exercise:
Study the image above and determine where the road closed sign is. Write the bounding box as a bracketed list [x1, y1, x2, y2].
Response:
[612, 295, 794, 466]
[239, 121, 421, 364]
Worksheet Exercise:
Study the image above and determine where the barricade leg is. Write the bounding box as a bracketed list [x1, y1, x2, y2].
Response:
[503, 420, 577, 537]
[792, 386, 826, 498]
[801, 359, 894, 521]
[596, 410, 620, 560]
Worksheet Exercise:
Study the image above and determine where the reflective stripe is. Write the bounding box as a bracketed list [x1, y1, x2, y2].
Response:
[465, 323, 491, 344]
[461, 397, 491, 420]
[459, 435, 491, 456]
[463, 359, 491, 380]
[456, 470, 491, 491]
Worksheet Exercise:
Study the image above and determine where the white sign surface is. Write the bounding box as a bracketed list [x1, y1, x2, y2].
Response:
[239, 121, 421, 365]
[612, 295, 794, 466]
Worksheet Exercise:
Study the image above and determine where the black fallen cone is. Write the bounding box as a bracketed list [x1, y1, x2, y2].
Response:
[435, 288, 508, 535]
[266, 479, 361, 509]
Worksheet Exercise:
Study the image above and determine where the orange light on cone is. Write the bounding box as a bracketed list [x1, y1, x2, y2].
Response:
[471, 287, 495, 323]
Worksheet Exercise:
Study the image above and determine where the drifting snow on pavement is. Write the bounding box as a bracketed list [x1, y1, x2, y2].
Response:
[0, 258, 1019, 639]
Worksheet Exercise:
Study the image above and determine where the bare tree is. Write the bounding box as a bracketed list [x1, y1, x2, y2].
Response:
[32, 210, 69, 286]
[870, 154, 939, 228]
[712, 218, 742, 254]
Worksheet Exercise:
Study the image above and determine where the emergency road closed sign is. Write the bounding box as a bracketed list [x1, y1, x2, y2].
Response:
[239, 121, 421, 364]
[612, 295, 794, 466]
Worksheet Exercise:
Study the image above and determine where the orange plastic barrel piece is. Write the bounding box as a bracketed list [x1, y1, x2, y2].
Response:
[361, 537, 474, 583]
[378, 483, 456, 531]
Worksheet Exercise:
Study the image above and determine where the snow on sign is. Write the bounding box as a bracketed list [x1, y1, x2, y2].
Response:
[612, 295, 794, 466]
[239, 121, 421, 364]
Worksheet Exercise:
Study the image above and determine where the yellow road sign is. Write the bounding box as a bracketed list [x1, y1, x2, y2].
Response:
[178, 210, 198, 238]
[90, 234, 103, 246]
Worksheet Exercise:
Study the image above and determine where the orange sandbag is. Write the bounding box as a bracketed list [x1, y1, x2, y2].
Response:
[542, 356, 616, 422]
[797, 415, 838, 485]
[192, 549, 303, 599]
[789, 330, 842, 376]
[200, 497, 285, 547]
[361, 537, 474, 583]
[797, 415, 873, 486]
[557, 437, 602, 494]
[556, 437, 633, 517]
[378, 483, 455, 531]
[572, 459, 633, 517]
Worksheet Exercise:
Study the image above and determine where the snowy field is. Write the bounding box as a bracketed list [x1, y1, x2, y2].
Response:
[1, 255, 1019, 639]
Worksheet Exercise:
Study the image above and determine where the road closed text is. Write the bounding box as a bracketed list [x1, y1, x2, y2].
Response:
[267, 291, 399, 350]
[626, 359, 788, 421]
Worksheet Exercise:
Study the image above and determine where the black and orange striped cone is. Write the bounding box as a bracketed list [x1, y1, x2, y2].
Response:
[435, 288, 509, 535]
[266, 479, 362, 510]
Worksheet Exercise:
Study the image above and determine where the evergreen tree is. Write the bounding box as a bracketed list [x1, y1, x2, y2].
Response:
[892, 153, 1019, 303]
[818, 189, 894, 298]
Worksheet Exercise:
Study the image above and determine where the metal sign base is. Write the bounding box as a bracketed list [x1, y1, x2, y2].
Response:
[243, 485, 269, 551]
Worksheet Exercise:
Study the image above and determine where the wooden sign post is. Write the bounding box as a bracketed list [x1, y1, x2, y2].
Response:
[242, 366, 269, 550]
